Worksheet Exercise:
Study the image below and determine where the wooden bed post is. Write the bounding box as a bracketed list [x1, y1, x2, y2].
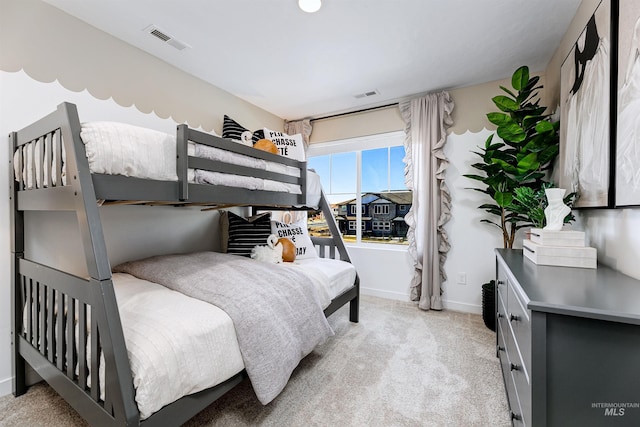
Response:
[58, 103, 111, 280]
[9, 131, 27, 397]
[176, 124, 189, 201]
[56, 103, 140, 424]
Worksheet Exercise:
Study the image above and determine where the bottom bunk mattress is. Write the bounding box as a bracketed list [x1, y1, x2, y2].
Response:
[109, 273, 245, 419]
[110, 254, 356, 419]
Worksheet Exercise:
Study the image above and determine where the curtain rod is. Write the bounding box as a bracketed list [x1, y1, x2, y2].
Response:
[310, 102, 399, 122]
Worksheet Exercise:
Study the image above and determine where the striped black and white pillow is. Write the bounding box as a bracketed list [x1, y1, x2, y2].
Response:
[222, 115, 265, 144]
[220, 211, 271, 257]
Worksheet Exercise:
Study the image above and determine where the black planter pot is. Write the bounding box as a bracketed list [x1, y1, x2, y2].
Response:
[482, 280, 496, 332]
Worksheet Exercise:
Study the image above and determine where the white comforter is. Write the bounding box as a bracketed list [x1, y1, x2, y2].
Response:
[108, 256, 355, 419]
[110, 273, 244, 420]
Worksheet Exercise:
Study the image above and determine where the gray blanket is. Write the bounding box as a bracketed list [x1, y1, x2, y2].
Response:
[114, 252, 333, 404]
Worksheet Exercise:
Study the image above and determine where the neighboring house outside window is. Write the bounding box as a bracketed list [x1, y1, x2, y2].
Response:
[334, 191, 411, 238]
[307, 131, 411, 245]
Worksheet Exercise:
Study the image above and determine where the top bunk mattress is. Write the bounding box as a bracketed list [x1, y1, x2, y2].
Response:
[13, 121, 322, 206]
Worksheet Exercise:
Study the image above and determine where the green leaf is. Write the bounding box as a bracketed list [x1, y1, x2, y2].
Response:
[486, 143, 506, 151]
[522, 115, 542, 130]
[494, 191, 513, 207]
[535, 120, 554, 133]
[487, 112, 512, 126]
[484, 133, 494, 149]
[524, 76, 540, 91]
[516, 152, 540, 173]
[479, 205, 503, 216]
[537, 145, 560, 164]
[500, 85, 517, 98]
[468, 188, 491, 195]
[480, 219, 503, 229]
[463, 174, 488, 182]
[497, 123, 526, 142]
[493, 95, 519, 112]
[512, 66, 530, 91]
[478, 203, 501, 210]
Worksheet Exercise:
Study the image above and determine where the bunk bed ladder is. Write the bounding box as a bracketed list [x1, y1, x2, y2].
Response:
[10, 103, 142, 425]
[313, 190, 359, 323]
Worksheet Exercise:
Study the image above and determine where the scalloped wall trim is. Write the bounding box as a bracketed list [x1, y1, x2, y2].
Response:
[309, 74, 536, 143]
[0, 0, 282, 135]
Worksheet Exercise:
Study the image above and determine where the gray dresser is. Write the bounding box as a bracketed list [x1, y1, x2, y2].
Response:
[495, 249, 640, 426]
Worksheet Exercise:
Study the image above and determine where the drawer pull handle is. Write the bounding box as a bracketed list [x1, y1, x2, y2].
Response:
[510, 412, 521, 421]
[497, 280, 505, 286]
[497, 313, 504, 319]
[510, 363, 519, 372]
[509, 313, 520, 322]
[497, 346, 505, 352]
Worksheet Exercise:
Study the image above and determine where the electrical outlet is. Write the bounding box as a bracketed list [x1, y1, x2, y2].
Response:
[457, 272, 467, 285]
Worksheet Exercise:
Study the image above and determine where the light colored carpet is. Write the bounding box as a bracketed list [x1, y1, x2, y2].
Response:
[0, 295, 510, 426]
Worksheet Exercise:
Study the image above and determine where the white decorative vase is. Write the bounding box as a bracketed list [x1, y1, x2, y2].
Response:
[543, 188, 571, 231]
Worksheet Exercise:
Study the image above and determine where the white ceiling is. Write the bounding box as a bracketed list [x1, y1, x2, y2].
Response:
[43, 0, 581, 120]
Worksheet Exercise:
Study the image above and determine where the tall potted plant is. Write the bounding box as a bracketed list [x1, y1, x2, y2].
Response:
[464, 65, 560, 248]
[465, 66, 560, 331]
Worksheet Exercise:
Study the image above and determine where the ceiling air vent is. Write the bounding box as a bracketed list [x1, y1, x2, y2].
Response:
[144, 25, 191, 51]
[354, 90, 379, 99]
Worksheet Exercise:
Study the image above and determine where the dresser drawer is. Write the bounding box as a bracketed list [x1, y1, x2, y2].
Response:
[506, 330, 531, 426]
[497, 281, 508, 336]
[507, 281, 531, 371]
[498, 319, 526, 426]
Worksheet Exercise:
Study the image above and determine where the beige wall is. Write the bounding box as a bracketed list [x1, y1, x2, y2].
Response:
[0, 0, 283, 133]
[308, 74, 549, 144]
[310, 105, 404, 144]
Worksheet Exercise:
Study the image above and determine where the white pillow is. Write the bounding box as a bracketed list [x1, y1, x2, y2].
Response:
[263, 128, 306, 161]
[271, 215, 317, 259]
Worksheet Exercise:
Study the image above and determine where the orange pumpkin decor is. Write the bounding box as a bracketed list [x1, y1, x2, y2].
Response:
[254, 138, 278, 155]
[278, 237, 296, 262]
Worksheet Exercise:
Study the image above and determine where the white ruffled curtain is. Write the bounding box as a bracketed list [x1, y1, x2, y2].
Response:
[284, 119, 313, 151]
[400, 91, 454, 311]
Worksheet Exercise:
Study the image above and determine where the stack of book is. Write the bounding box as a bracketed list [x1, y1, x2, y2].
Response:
[523, 228, 597, 269]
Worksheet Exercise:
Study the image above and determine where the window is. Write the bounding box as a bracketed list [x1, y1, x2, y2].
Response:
[307, 131, 410, 245]
[348, 221, 365, 231]
[372, 221, 391, 231]
[350, 205, 365, 215]
[373, 205, 390, 215]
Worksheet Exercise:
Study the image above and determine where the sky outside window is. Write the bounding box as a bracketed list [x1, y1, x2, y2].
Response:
[330, 152, 356, 195]
[309, 146, 408, 201]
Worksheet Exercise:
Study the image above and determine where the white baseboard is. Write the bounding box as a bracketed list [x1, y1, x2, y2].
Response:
[361, 287, 482, 315]
[0, 376, 12, 398]
[360, 286, 411, 302]
[442, 299, 482, 314]
[0, 367, 42, 398]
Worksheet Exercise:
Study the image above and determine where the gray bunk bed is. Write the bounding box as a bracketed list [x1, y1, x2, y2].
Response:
[9, 102, 359, 426]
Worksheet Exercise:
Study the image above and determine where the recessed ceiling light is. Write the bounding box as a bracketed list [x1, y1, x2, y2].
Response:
[299, 0, 321, 13]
